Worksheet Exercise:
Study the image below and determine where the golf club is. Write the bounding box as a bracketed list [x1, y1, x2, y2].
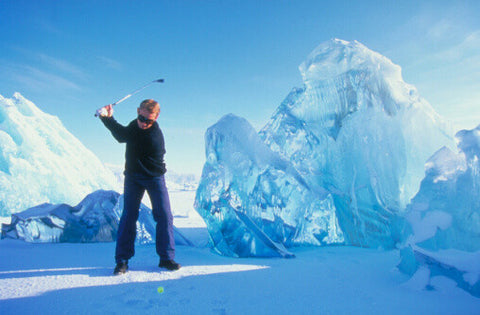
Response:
[94, 78, 164, 117]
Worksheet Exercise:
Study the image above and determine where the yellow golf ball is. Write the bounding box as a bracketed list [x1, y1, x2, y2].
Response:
[157, 286, 164, 294]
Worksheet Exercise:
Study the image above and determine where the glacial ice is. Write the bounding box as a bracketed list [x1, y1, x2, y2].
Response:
[1, 189, 193, 245]
[195, 39, 455, 257]
[195, 114, 340, 257]
[405, 125, 480, 251]
[0, 93, 119, 216]
[398, 125, 480, 296]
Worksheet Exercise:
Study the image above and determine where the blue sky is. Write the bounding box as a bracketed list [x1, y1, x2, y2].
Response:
[1, 0, 479, 175]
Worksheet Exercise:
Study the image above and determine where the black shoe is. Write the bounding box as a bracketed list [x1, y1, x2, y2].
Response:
[159, 260, 181, 271]
[114, 260, 128, 275]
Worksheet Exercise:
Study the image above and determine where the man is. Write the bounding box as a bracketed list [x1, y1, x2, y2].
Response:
[98, 99, 180, 275]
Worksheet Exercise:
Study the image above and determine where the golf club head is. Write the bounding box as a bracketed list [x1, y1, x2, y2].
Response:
[155, 79, 165, 83]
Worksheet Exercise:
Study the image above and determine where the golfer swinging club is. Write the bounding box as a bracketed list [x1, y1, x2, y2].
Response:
[98, 99, 180, 274]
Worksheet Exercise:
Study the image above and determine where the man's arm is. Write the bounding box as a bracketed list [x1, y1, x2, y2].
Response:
[98, 105, 130, 143]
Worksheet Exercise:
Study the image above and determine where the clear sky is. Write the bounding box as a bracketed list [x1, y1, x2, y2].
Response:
[1, 0, 479, 176]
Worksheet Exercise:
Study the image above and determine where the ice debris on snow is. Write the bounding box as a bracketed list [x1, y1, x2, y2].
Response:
[1, 189, 192, 245]
[0, 93, 119, 216]
[399, 125, 480, 297]
[195, 39, 455, 257]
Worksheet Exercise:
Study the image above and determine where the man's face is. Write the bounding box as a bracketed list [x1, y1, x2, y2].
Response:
[137, 108, 159, 129]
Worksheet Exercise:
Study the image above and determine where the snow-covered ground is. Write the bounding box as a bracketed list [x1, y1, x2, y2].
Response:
[1, 191, 479, 314]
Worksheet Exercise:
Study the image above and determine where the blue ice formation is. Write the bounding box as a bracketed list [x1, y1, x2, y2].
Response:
[398, 126, 480, 296]
[1, 190, 192, 245]
[195, 39, 455, 257]
[0, 93, 119, 216]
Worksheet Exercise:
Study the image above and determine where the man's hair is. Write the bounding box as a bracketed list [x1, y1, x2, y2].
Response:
[139, 99, 160, 114]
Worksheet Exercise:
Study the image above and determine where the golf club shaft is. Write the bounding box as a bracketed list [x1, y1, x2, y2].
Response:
[95, 78, 164, 117]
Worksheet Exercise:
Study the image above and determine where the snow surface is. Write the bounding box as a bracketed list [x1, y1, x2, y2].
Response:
[1, 190, 478, 313]
[1, 206, 479, 314]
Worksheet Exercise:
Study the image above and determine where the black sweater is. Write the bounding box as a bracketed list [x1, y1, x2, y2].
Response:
[101, 116, 167, 176]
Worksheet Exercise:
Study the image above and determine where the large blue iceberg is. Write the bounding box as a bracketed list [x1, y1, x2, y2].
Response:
[195, 39, 455, 257]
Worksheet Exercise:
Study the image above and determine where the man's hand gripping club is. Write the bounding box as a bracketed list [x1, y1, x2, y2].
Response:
[96, 105, 114, 118]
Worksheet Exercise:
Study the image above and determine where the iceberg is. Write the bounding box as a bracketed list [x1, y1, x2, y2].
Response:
[195, 39, 455, 257]
[195, 114, 337, 258]
[1, 189, 193, 246]
[398, 125, 480, 296]
[404, 125, 480, 251]
[0, 93, 119, 216]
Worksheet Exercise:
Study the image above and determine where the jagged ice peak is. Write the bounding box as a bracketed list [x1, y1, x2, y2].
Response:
[299, 38, 402, 83]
